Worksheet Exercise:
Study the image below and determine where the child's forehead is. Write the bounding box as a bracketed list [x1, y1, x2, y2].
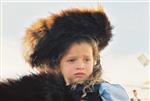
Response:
[67, 42, 93, 51]
[63, 43, 93, 57]
[70, 41, 93, 47]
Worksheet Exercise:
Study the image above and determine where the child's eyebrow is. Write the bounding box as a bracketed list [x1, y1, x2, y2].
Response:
[66, 56, 77, 59]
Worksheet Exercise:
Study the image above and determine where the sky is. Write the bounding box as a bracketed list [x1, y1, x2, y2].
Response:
[0, 0, 149, 99]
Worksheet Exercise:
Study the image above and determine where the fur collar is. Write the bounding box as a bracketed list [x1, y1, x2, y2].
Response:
[0, 73, 75, 101]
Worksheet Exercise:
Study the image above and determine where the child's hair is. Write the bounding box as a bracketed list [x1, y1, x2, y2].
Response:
[23, 7, 112, 99]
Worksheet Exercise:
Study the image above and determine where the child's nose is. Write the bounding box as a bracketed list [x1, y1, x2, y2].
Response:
[76, 61, 85, 70]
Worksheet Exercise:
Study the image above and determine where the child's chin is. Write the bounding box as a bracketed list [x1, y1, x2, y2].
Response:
[74, 78, 86, 83]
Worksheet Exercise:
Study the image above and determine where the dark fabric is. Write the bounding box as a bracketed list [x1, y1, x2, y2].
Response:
[66, 84, 102, 101]
[0, 73, 103, 101]
[84, 92, 102, 101]
[0, 73, 75, 101]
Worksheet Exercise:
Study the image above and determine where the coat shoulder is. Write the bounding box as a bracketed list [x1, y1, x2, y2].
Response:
[0, 73, 73, 101]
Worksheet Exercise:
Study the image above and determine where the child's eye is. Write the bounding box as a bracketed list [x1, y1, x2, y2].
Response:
[84, 58, 91, 62]
[67, 59, 76, 62]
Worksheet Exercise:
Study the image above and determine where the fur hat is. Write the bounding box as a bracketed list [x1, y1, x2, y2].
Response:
[23, 7, 112, 68]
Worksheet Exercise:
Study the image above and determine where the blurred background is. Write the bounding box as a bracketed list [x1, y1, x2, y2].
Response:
[1, 0, 149, 100]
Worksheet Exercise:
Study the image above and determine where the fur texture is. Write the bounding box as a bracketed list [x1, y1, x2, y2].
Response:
[0, 73, 75, 101]
[23, 7, 112, 68]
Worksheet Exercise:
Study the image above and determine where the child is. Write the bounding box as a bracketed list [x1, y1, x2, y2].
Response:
[23, 7, 130, 101]
[0, 7, 130, 101]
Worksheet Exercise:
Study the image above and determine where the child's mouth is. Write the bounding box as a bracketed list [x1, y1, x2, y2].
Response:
[74, 72, 85, 78]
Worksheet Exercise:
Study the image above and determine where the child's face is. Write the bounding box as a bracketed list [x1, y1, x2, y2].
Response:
[60, 42, 95, 85]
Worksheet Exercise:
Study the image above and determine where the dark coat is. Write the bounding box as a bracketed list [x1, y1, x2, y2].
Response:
[0, 73, 74, 101]
[67, 84, 102, 101]
[0, 73, 102, 101]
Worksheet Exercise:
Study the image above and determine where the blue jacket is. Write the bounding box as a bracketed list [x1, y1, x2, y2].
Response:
[99, 82, 130, 101]
[67, 82, 130, 101]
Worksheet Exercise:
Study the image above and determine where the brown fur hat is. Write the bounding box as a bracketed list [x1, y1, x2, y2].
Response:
[23, 7, 112, 68]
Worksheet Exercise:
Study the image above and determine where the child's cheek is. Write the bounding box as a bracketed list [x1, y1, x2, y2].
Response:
[87, 63, 94, 69]
[86, 63, 94, 73]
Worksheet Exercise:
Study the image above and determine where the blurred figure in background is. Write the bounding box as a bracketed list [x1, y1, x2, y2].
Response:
[131, 89, 141, 101]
